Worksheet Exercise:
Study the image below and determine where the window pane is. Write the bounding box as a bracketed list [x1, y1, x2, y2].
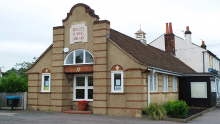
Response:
[85, 51, 93, 63]
[114, 73, 121, 90]
[44, 76, 49, 90]
[66, 52, 73, 64]
[88, 89, 93, 99]
[76, 89, 84, 99]
[88, 76, 93, 86]
[150, 75, 153, 91]
[166, 77, 168, 91]
[154, 75, 156, 91]
[75, 50, 84, 63]
[76, 77, 85, 86]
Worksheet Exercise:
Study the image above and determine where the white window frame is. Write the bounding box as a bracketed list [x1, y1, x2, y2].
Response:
[73, 74, 93, 101]
[162, 75, 169, 92]
[149, 73, 158, 92]
[64, 49, 93, 65]
[41, 73, 51, 92]
[172, 76, 177, 92]
[111, 71, 124, 93]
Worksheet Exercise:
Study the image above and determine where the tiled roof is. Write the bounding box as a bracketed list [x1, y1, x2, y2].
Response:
[110, 29, 196, 74]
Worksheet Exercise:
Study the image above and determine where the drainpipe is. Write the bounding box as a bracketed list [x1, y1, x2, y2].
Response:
[203, 52, 205, 72]
[148, 68, 155, 107]
[148, 74, 150, 107]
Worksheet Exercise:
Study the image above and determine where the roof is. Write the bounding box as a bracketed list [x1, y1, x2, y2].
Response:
[25, 44, 53, 72]
[110, 29, 196, 74]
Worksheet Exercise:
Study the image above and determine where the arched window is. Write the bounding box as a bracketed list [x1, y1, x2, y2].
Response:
[64, 49, 93, 65]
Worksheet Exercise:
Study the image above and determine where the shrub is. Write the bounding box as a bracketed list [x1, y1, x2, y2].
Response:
[142, 103, 166, 120]
[0, 72, 28, 92]
[163, 100, 189, 118]
[163, 100, 174, 116]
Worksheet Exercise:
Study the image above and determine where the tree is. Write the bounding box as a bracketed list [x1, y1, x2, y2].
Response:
[0, 57, 37, 92]
[2, 67, 17, 77]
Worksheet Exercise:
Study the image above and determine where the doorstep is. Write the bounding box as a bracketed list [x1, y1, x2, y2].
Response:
[62, 110, 93, 114]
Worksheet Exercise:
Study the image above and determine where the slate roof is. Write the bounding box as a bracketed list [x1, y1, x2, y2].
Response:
[110, 29, 196, 74]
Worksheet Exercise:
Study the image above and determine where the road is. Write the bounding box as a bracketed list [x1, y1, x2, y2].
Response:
[0, 108, 220, 124]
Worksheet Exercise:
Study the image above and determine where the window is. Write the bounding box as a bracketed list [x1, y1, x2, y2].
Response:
[41, 74, 51, 92]
[149, 74, 158, 92]
[162, 75, 168, 92]
[172, 76, 177, 92]
[111, 71, 123, 93]
[191, 82, 207, 98]
[64, 49, 93, 65]
[73, 74, 93, 101]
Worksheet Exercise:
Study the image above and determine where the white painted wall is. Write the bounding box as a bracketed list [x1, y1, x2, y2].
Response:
[149, 35, 165, 51]
[175, 36, 206, 72]
[150, 34, 207, 72]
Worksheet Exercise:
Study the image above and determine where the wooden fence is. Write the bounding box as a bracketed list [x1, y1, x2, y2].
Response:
[0, 92, 27, 110]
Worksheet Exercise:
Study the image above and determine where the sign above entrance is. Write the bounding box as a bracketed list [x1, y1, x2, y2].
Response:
[70, 23, 88, 44]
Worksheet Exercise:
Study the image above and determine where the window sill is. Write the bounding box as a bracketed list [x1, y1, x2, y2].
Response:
[39, 92, 51, 94]
[162, 92, 170, 94]
[72, 100, 93, 102]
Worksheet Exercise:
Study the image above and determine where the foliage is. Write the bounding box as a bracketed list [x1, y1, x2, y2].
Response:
[77, 100, 88, 104]
[142, 103, 166, 120]
[1, 67, 17, 77]
[0, 57, 37, 92]
[163, 100, 189, 118]
[0, 72, 28, 92]
[189, 105, 194, 110]
[163, 100, 174, 116]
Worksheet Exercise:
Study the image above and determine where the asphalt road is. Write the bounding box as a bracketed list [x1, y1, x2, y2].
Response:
[0, 108, 220, 124]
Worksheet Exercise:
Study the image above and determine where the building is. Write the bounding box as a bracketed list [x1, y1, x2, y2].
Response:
[26, 3, 199, 117]
[149, 23, 220, 98]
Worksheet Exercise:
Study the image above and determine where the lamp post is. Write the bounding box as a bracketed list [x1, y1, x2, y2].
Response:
[0, 66, 4, 78]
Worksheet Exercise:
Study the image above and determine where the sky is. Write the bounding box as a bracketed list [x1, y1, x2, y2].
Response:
[0, 0, 220, 72]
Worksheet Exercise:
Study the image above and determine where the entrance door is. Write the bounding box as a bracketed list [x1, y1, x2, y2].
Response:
[73, 74, 93, 101]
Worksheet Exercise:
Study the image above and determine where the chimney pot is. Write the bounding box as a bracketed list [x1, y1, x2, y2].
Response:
[169, 22, 173, 34]
[166, 23, 169, 34]
[201, 41, 206, 49]
[186, 26, 189, 31]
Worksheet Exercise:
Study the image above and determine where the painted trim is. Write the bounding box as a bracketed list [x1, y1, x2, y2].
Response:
[111, 71, 124, 93]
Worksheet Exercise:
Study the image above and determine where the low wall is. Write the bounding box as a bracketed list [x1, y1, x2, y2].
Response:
[0, 92, 27, 110]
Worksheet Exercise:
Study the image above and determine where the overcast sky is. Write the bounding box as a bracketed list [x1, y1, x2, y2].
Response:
[0, 0, 220, 72]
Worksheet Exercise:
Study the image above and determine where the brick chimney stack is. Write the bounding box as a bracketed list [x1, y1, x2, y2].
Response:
[164, 22, 175, 55]
[201, 41, 207, 49]
[185, 26, 192, 42]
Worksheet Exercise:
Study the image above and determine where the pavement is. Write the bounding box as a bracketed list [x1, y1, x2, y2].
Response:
[0, 108, 220, 124]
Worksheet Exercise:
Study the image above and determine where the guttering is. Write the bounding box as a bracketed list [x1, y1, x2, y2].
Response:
[182, 73, 219, 78]
[147, 66, 182, 76]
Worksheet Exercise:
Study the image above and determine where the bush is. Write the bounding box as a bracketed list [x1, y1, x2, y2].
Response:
[163, 100, 189, 118]
[0, 72, 28, 92]
[163, 100, 174, 116]
[142, 103, 166, 120]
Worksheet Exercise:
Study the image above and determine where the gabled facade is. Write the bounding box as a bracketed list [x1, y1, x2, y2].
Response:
[26, 4, 196, 117]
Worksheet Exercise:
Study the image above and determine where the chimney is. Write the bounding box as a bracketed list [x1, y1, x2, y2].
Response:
[164, 22, 175, 55]
[185, 26, 192, 42]
[201, 41, 207, 49]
